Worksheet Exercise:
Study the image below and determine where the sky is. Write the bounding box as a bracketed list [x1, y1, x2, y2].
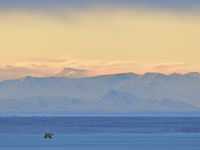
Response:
[0, 0, 200, 80]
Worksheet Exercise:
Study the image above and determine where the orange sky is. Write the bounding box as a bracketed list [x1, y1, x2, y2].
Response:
[0, 6, 200, 80]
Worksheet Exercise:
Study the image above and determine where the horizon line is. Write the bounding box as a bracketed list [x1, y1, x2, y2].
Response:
[1, 71, 200, 82]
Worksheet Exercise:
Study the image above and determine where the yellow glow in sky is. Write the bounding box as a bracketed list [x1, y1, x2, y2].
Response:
[0, 8, 200, 79]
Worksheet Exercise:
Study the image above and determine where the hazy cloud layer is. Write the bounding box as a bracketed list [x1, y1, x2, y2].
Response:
[0, 56, 198, 81]
[0, 0, 200, 10]
[0, 2, 199, 81]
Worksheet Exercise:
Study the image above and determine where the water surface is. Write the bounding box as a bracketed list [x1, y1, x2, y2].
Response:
[0, 117, 200, 150]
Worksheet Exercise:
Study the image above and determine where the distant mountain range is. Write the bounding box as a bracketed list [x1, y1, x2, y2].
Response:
[0, 72, 200, 116]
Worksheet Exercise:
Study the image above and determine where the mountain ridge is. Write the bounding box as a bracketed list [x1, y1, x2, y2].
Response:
[0, 90, 199, 114]
[0, 72, 200, 116]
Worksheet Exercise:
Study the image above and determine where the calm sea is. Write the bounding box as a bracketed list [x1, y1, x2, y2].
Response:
[0, 117, 200, 150]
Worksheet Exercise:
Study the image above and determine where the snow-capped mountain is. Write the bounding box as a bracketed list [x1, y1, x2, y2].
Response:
[0, 72, 200, 116]
[55, 67, 89, 78]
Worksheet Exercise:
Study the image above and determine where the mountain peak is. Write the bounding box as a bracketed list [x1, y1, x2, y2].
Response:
[184, 72, 200, 78]
[55, 67, 89, 78]
[25, 75, 33, 79]
[20, 76, 33, 81]
[143, 72, 166, 77]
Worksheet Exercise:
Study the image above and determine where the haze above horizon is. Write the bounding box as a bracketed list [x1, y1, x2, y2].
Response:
[0, 0, 200, 80]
